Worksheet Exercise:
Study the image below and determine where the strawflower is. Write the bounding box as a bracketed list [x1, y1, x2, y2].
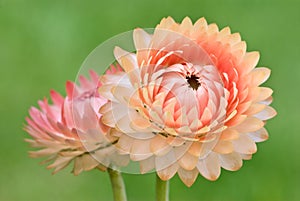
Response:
[99, 17, 277, 187]
[25, 70, 128, 175]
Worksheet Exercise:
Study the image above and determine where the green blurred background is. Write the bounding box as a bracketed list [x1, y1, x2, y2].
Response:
[0, 0, 299, 200]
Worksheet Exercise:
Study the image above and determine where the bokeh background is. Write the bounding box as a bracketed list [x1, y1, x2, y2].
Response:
[1, 0, 299, 200]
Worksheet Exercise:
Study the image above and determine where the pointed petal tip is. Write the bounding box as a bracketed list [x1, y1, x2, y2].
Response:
[114, 46, 130, 61]
[181, 16, 192, 24]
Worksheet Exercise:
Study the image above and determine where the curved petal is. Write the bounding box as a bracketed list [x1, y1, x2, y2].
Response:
[197, 152, 221, 181]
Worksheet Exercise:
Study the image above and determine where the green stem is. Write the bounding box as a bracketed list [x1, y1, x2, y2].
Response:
[156, 174, 169, 201]
[108, 168, 127, 201]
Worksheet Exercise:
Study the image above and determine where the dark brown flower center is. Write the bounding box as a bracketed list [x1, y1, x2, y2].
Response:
[186, 75, 200, 90]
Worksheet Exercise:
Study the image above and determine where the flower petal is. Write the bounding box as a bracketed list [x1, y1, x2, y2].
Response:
[247, 127, 269, 142]
[197, 152, 221, 181]
[157, 162, 179, 181]
[178, 167, 198, 187]
[232, 134, 257, 154]
[219, 152, 243, 171]
[178, 152, 198, 170]
[250, 67, 271, 86]
[234, 117, 264, 133]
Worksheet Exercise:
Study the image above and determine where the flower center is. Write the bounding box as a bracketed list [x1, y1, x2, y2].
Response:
[186, 74, 200, 90]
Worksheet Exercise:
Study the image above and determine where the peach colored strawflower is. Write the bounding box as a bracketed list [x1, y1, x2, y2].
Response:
[25, 70, 128, 175]
[99, 17, 276, 186]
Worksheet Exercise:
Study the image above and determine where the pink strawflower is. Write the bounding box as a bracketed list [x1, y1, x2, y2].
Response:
[25, 70, 128, 175]
[99, 17, 276, 186]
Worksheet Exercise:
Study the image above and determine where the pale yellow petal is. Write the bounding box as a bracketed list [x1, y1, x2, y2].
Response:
[245, 103, 266, 116]
[207, 23, 219, 35]
[197, 152, 221, 181]
[150, 135, 171, 156]
[228, 33, 241, 46]
[187, 142, 202, 157]
[155, 150, 176, 171]
[254, 105, 277, 120]
[114, 46, 138, 72]
[157, 162, 179, 181]
[220, 128, 239, 140]
[177, 167, 198, 187]
[219, 152, 242, 171]
[240, 154, 252, 160]
[180, 17, 193, 33]
[178, 152, 198, 170]
[255, 87, 273, 102]
[234, 117, 264, 133]
[133, 28, 152, 50]
[157, 17, 176, 29]
[218, 26, 231, 42]
[239, 51, 260, 74]
[47, 155, 74, 172]
[247, 127, 269, 142]
[81, 154, 100, 171]
[193, 17, 208, 32]
[213, 140, 234, 154]
[232, 134, 257, 154]
[250, 67, 271, 86]
[116, 134, 134, 154]
[130, 139, 152, 161]
[140, 156, 155, 174]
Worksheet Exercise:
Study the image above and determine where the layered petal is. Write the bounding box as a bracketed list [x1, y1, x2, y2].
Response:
[98, 17, 276, 186]
[25, 70, 128, 174]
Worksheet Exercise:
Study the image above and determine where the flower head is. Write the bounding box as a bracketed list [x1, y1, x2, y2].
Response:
[99, 17, 276, 186]
[25, 70, 128, 175]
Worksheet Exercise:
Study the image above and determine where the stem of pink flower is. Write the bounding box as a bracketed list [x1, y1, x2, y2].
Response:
[108, 168, 127, 201]
[156, 174, 169, 201]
